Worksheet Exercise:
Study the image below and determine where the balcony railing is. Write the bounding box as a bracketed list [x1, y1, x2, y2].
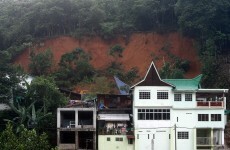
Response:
[197, 137, 220, 145]
[197, 137, 212, 145]
[197, 101, 224, 108]
[98, 127, 133, 135]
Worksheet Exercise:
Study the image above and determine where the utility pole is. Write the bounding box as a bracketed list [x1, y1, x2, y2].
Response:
[174, 124, 177, 150]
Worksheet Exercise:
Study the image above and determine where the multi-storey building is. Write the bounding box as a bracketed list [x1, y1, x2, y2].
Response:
[57, 100, 97, 150]
[131, 61, 228, 150]
[97, 94, 134, 150]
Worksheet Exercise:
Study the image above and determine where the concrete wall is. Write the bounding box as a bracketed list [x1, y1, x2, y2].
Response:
[133, 86, 173, 107]
[172, 109, 225, 129]
[98, 135, 134, 150]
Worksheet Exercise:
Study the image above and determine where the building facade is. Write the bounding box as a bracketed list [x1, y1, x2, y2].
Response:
[131, 62, 228, 150]
[57, 100, 97, 150]
[97, 94, 134, 150]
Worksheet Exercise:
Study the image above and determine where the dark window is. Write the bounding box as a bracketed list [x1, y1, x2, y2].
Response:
[107, 137, 110, 141]
[157, 92, 168, 99]
[139, 91, 151, 99]
[138, 109, 170, 120]
[178, 132, 189, 139]
[138, 109, 145, 120]
[185, 93, 192, 101]
[174, 93, 181, 101]
[198, 114, 209, 121]
[115, 137, 123, 141]
[128, 139, 133, 144]
[211, 114, 221, 121]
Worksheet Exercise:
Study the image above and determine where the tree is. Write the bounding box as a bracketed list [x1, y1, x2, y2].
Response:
[27, 76, 67, 113]
[29, 48, 53, 76]
[0, 51, 20, 102]
[7, 76, 66, 130]
[159, 62, 185, 79]
[55, 48, 95, 88]
[90, 77, 111, 94]
[0, 123, 53, 150]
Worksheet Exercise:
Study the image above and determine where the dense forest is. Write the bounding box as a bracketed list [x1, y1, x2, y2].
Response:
[0, 0, 229, 86]
[0, 0, 230, 148]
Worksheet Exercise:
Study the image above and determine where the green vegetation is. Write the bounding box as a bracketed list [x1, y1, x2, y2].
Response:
[0, 0, 229, 147]
[109, 44, 124, 57]
[106, 62, 139, 85]
[0, 123, 55, 150]
[90, 76, 112, 94]
[0, 0, 178, 55]
[175, 0, 230, 88]
[159, 58, 190, 79]
[55, 48, 95, 88]
[29, 48, 53, 76]
[0, 0, 228, 88]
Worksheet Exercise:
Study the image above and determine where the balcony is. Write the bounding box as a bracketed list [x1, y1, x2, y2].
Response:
[197, 137, 222, 146]
[197, 137, 212, 145]
[197, 101, 224, 108]
[98, 127, 134, 135]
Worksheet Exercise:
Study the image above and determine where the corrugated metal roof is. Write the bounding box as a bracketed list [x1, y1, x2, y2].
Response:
[163, 75, 202, 91]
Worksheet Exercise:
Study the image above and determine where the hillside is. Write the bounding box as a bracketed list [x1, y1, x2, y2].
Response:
[14, 32, 201, 80]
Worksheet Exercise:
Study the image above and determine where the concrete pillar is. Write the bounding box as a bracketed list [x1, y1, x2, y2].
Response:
[193, 128, 196, 150]
[170, 127, 175, 150]
[57, 109, 61, 128]
[211, 128, 213, 150]
[75, 131, 78, 150]
[57, 129, 60, 147]
[222, 129, 224, 146]
[93, 108, 96, 128]
[75, 110, 78, 128]
[93, 132, 96, 150]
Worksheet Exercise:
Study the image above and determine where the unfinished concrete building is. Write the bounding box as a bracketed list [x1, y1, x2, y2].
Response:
[57, 100, 97, 150]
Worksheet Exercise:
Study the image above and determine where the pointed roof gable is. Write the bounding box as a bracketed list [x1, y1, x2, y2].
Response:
[131, 61, 174, 88]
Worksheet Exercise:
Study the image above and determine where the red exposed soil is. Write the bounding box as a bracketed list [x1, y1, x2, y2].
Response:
[13, 32, 201, 79]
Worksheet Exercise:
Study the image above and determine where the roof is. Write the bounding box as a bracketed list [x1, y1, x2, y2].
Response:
[197, 89, 228, 93]
[131, 61, 174, 88]
[98, 114, 130, 121]
[163, 75, 202, 91]
[114, 76, 130, 95]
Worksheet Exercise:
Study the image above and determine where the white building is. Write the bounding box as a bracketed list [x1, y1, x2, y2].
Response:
[131, 62, 228, 150]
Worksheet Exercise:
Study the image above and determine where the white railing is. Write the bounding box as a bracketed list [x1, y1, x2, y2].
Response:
[197, 101, 224, 108]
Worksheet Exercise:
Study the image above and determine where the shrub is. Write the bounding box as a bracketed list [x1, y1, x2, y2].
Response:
[109, 44, 124, 57]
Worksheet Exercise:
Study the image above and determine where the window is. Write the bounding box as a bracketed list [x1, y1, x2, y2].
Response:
[211, 114, 221, 121]
[185, 93, 192, 101]
[139, 91, 150, 99]
[128, 139, 133, 144]
[198, 114, 209, 121]
[138, 109, 146, 120]
[157, 92, 168, 99]
[178, 132, 189, 139]
[115, 137, 123, 141]
[174, 93, 181, 101]
[137, 109, 170, 120]
[107, 137, 110, 141]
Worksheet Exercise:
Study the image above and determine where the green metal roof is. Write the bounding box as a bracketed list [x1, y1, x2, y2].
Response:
[225, 110, 230, 115]
[163, 75, 202, 91]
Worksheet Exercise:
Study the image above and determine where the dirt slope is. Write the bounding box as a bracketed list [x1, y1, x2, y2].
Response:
[14, 32, 201, 78]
